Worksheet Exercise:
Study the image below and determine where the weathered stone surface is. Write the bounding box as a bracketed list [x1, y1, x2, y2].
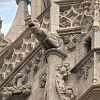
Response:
[0, 0, 100, 100]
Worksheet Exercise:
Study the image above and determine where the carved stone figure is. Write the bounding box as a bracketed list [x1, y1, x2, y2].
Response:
[28, 17, 64, 51]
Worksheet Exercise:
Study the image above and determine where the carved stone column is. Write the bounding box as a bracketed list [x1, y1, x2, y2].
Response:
[91, 0, 100, 84]
[92, 0, 100, 49]
[46, 49, 66, 100]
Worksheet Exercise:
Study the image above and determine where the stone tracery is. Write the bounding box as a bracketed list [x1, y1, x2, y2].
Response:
[59, 0, 94, 34]
[55, 63, 76, 100]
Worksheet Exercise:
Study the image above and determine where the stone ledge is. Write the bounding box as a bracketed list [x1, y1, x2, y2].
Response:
[55, 0, 83, 5]
[1, 84, 31, 96]
[45, 48, 67, 59]
[57, 27, 81, 35]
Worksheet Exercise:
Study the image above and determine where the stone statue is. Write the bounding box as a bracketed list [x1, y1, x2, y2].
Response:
[28, 17, 64, 51]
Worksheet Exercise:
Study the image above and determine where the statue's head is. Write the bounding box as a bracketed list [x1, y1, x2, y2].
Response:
[26, 15, 40, 28]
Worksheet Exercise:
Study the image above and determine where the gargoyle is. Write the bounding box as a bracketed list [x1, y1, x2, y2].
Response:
[27, 17, 64, 51]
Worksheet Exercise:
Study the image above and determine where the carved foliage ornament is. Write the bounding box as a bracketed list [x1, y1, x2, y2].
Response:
[0, 47, 44, 96]
[63, 34, 81, 51]
[0, 31, 38, 83]
[77, 56, 93, 80]
[1, 64, 32, 96]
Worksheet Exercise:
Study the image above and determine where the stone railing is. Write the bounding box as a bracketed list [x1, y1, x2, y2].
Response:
[70, 49, 99, 99]
[0, 45, 44, 97]
[0, 28, 39, 84]
[0, 6, 50, 99]
[0, 5, 50, 85]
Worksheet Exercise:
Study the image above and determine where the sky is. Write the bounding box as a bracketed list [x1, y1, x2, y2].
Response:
[0, 0, 17, 36]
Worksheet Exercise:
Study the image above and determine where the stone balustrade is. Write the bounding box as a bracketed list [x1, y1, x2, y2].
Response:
[71, 49, 100, 100]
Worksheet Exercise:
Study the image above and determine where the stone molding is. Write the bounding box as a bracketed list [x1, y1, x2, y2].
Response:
[45, 48, 66, 60]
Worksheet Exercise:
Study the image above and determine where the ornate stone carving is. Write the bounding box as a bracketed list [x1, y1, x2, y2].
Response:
[0, 29, 38, 84]
[59, 6, 79, 28]
[0, 17, 2, 32]
[39, 72, 47, 88]
[28, 17, 65, 52]
[2, 84, 31, 96]
[55, 63, 76, 100]
[40, 16, 50, 32]
[59, 1, 94, 34]
[77, 56, 93, 80]
[56, 63, 70, 81]
[37, 7, 50, 32]
[1, 67, 32, 96]
[93, 0, 100, 31]
[0, 47, 45, 96]
[0, 45, 44, 97]
[0, 14, 47, 91]
[33, 48, 45, 74]
[63, 34, 81, 52]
